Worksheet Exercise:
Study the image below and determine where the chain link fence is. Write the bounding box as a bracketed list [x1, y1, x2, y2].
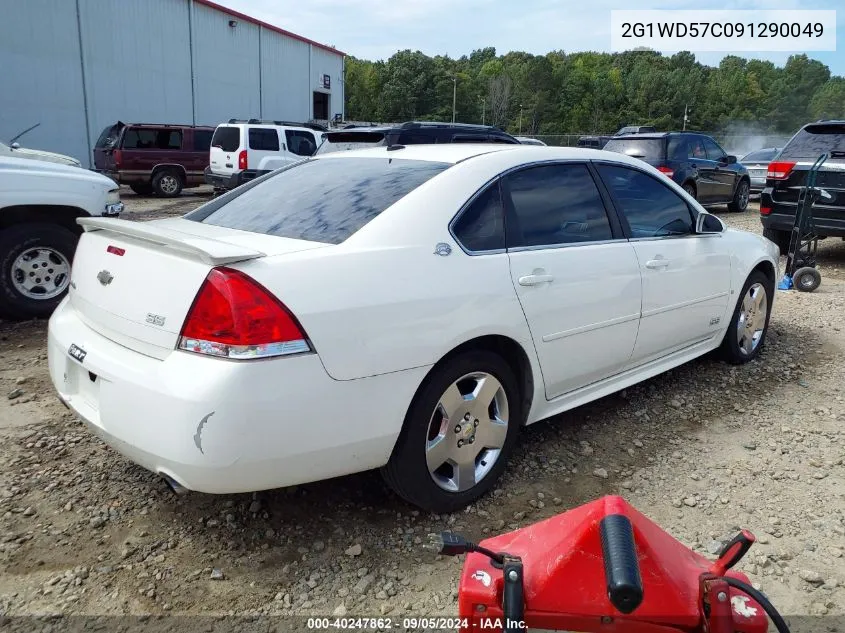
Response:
[520, 133, 792, 157]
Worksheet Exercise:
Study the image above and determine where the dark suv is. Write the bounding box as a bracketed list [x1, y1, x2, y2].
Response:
[603, 132, 751, 212]
[315, 121, 520, 154]
[93, 122, 215, 197]
[760, 121, 845, 254]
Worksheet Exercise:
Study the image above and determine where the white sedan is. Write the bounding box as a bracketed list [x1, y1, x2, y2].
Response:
[47, 144, 779, 512]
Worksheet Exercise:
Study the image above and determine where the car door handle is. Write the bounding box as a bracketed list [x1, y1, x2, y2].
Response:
[518, 273, 554, 286]
[645, 259, 670, 269]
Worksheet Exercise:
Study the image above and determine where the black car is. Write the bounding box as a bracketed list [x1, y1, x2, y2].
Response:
[602, 132, 751, 212]
[314, 121, 520, 154]
[760, 120, 845, 254]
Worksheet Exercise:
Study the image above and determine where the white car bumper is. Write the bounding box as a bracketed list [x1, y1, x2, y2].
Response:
[47, 298, 427, 494]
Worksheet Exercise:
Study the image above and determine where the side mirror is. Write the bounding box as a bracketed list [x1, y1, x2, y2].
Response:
[696, 213, 724, 234]
[720, 155, 737, 164]
[10, 142, 20, 150]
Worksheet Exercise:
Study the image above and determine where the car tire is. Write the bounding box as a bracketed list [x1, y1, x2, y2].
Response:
[682, 182, 697, 200]
[152, 170, 183, 198]
[0, 223, 79, 320]
[728, 179, 750, 212]
[129, 182, 154, 196]
[718, 270, 773, 365]
[762, 227, 790, 256]
[793, 266, 821, 293]
[381, 350, 523, 513]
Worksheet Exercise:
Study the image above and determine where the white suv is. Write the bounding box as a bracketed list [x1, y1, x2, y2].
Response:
[0, 156, 123, 319]
[205, 119, 325, 191]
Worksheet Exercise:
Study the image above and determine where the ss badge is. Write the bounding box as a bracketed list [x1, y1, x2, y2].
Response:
[145, 313, 166, 327]
[68, 343, 87, 363]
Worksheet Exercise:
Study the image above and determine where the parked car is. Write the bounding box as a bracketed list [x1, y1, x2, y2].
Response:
[760, 120, 845, 254]
[92, 122, 215, 197]
[204, 119, 326, 191]
[603, 132, 751, 212]
[47, 144, 778, 512]
[314, 122, 520, 155]
[577, 125, 657, 149]
[0, 156, 122, 319]
[1, 123, 81, 167]
[515, 136, 547, 146]
[740, 147, 781, 194]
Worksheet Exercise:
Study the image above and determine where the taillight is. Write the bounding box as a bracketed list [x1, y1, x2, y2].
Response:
[767, 161, 795, 180]
[178, 267, 310, 360]
[238, 150, 248, 170]
[656, 166, 674, 178]
[760, 206, 772, 215]
[113, 149, 122, 167]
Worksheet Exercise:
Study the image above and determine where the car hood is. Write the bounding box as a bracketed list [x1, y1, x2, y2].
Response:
[0, 156, 114, 187]
[13, 146, 81, 167]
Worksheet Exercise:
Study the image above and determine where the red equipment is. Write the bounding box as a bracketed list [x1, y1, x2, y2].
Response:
[437, 496, 787, 633]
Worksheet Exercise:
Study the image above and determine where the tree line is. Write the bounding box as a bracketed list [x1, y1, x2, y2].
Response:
[343, 49, 845, 136]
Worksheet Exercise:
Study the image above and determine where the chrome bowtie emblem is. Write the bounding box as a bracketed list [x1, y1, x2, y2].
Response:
[97, 270, 114, 286]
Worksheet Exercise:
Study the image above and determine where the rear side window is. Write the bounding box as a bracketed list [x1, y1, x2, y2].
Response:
[452, 183, 505, 252]
[187, 158, 450, 244]
[211, 126, 241, 152]
[780, 124, 845, 160]
[193, 129, 213, 152]
[603, 138, 665, 161]
[597, 164, 693, 238]
[504, 164, 614, 247]
[285, 130, 317, 156]
[122, 128, 181, 150]
[248, 128, 279, 151]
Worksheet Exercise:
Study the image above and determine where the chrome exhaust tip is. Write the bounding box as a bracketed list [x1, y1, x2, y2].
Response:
[161, 474, 189, 496]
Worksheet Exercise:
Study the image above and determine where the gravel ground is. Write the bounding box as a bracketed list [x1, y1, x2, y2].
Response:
[0, 192, 844, 623]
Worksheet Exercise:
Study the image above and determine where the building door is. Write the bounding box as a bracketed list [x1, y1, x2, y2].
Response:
[313, 92, 329, 120]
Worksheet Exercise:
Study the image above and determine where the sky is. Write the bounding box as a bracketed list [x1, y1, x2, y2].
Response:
[216, 0, 844, 75]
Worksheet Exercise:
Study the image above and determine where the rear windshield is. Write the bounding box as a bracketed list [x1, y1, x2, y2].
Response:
[781, 125, 845, 160]
[187, 158, 450, 244]
[95, 125, 122, 149]
[211, 126, 241, 152]
[315, 131, 386, 155]
[742, 148, 779, 162]
[603, 138, 665, 161]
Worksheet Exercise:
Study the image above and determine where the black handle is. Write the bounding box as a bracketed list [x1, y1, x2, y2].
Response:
[502, 558, 526, 632]
[716, 530, 755, 571]
[600, 514, 644, 614]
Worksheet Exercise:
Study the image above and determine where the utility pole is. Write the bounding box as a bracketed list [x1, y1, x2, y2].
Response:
[480, 97, 485, 125]
[452, 76, 457, 123]
[518, 104, 524, 135]
[683, 104, 691, 131]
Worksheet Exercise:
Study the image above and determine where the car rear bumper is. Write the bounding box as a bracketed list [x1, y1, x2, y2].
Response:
[47, 298, 420, 494]
[760, 190, 845, 236]
[204, 167, 260, 190]
[749, 176, 766, 192]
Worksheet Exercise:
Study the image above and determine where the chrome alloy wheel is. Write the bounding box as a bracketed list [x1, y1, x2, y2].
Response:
[11, 247, 71, 300]
[158, 174, 180, 195]
[737, 282, 767, 355]
[425, 372, 509, 493]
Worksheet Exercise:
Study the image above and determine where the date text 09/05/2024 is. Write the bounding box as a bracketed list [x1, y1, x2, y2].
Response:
[621, 21, 824, 39]
[305, 617, 527, 630]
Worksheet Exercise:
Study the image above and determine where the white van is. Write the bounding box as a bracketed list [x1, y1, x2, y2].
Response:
[205, 119, 326, 191]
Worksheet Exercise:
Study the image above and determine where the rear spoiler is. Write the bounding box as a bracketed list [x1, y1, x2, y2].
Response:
[77, 218, 266, 266]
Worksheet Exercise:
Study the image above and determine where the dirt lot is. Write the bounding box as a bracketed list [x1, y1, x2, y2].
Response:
[0, 189, 844, 622]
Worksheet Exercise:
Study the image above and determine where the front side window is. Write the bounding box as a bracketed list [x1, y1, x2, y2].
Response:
[597, 164, 694, 238]
[703, 137, 726, 161]
[452, 183, 505, 252]
[186, 158, 450, 245]
[504, 164, 614, 248]
[249, 128, 280, 152]
[687, 137, 707, 159]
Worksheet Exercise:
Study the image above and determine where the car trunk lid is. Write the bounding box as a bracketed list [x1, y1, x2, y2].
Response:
[69, 217, 326, 359]
[210, 126, 243, 175]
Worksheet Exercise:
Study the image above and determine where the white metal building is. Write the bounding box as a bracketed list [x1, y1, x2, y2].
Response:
[0, 0, 345, 167]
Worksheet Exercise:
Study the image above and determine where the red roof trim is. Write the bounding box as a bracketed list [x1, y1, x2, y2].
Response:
[194, 0, 346, 57]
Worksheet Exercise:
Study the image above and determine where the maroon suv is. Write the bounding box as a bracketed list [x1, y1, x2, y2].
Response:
[93, 122, 214, 197]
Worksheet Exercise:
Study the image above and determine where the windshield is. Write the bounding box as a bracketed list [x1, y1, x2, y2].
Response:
[603, 138, 665, 161]
[186, 157, 451, 244]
